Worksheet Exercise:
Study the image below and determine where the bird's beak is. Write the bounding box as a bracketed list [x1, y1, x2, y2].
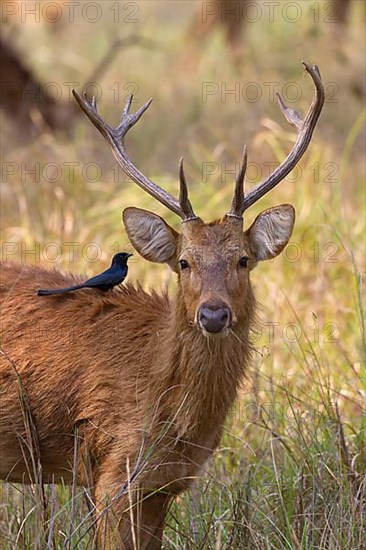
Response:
[127, 253, 133, 258]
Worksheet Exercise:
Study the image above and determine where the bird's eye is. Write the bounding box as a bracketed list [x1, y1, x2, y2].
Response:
[179, 259, 190, 270]
[238, 256, 249, 268]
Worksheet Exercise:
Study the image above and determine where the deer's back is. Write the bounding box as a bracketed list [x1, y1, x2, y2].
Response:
[0, 261, 171, 482]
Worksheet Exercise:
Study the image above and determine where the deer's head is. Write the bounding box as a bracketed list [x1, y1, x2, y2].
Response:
[122, 204, 294, 335]
[73, 62, 324, 336]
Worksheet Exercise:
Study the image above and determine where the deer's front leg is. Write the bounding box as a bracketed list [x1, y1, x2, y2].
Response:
[125, 491, 171, 550]
[94, 472, 171, 550]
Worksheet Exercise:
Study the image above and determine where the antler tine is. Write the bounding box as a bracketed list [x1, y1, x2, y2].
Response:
[227, 145, 248, 218]
[179, 158, 198, 221]
[72, 90, 185, 218]
[241, 61, 325, 213]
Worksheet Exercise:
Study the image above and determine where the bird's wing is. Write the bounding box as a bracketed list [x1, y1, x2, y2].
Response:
[84, 270, 122, 287]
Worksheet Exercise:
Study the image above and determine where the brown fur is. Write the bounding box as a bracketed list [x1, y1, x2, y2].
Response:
[0, 207, 294, 549]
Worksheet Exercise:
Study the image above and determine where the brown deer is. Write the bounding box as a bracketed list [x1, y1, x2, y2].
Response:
[0, 62, 324, 549]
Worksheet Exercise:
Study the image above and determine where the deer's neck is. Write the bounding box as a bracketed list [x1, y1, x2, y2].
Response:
[153, 291, 255, 438]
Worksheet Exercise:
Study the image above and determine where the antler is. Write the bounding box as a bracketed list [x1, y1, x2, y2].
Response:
[74, 61, 324, 223]
[179, 157, 197, 220]
[227, 145, 247, 218]
[227, 62, 325, 218]
[72, 91, 198, 221]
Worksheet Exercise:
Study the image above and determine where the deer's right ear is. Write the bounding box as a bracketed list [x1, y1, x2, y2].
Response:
[245, 204, 295, 261]
[123, 207, 178, 267]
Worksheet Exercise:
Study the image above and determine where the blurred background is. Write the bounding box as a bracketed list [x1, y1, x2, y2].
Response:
[1, 1, 364, 271]
[1, 1, 365, 547]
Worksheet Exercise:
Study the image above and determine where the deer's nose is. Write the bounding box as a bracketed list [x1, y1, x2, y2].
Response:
[198, 304, 231, 334]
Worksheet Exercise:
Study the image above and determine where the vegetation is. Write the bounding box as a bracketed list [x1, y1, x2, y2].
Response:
[1, 1, 364, 548]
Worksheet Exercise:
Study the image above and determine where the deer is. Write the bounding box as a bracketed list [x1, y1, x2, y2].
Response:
[0, 62, 324, 549]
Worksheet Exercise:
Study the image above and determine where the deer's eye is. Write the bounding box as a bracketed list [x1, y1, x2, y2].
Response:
[179, 259, 190, 270]
[238, 256, 249, 268]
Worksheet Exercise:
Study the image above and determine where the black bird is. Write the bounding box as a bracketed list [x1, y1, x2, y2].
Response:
[37, 252, 132, 296]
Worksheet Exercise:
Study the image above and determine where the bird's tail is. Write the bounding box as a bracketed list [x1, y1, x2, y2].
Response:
[37, 284, 84, 296]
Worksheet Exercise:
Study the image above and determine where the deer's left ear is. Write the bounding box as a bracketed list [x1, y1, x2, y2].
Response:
[245, 204, 295, 261]
[123, 207, 179, 269]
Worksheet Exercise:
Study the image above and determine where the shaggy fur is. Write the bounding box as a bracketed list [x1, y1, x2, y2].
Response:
[0, 205, 294, 549]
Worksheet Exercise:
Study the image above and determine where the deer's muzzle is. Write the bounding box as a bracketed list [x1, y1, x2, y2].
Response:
[198, 303, 232, 334]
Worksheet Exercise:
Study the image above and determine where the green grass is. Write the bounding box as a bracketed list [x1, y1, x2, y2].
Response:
[1, 1, 365, 548]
